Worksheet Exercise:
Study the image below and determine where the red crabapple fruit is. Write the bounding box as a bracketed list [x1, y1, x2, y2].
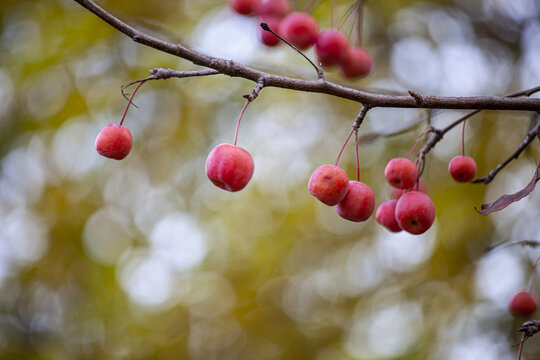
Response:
[385, 157, 418, 189]
[509, 291, 538, 317]
[255, 0, 290, 18]
[395, 191, 435, 235]
[95, 124, 133, 160]
[206, 143, 254, 192]
[375, 199, 402, 232]
[229, 0, 258, 15]
[340, 47, 373, 79]
[279, 12, 318, 50]
[308, 164, 349, 206]
[258, 16, 281, 46]
[335, 181, 375, 222]
[315, 29, 349, 67]
[448, 155, 477, 182]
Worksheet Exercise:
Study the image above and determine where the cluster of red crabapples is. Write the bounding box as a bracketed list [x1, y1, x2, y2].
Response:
[306, 157, 433, 234]
[228, 0, 373, 79]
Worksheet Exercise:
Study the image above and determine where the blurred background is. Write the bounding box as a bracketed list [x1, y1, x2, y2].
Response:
[1, 0, 540, 359]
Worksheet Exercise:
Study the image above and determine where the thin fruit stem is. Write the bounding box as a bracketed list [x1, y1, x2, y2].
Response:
[234, 99, 250, 146]
[331, 0, 338, 28]
[517, 333, 525, 360]
[355, 129, 360, 181]
[356, 0, 365, 48]
[525, 255, 540, 293]
[260, 23, 322, 78]
[336, 127, 355, 166]
[406, 128, 431, 159]
[461, 112, 468, 156]
[120, 80, 147, 126]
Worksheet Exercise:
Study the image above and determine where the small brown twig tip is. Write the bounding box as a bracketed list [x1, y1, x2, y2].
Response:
[260, 23, 270, 31]
[409, 90, 424, 105]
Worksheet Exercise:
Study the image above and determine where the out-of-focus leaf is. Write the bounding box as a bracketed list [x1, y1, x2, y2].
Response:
[478, 165, 540, 215]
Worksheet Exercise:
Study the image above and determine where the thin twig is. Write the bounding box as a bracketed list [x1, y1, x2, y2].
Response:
[473, 118, 540, 184]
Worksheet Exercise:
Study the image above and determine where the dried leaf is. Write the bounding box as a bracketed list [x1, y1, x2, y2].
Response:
[478, 166, 540, 215]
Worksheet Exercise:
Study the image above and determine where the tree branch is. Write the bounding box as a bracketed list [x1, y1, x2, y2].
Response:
[417, 86, 540, 173]
[73, 0, 540, 112]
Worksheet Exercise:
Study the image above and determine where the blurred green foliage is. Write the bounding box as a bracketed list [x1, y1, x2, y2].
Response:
[1, 0, 540, 359]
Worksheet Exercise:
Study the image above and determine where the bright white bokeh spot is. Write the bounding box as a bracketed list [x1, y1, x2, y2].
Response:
[0, 208, 48, 266]
[51, 116, 99, 180]
[438, 42, 490, 96]
[120, 253, 175, 307]
[446, 333, 514, 360]
[193, 8, 257, 64]
[475, 249, 526, 308]
[376, 225, 437, 272]
[391, 37, 441, 93]
[150, 212, 207, 272]
[344, 301, 423, 358]
[345, 243, 388, 296]
[0, 138, 47, 205]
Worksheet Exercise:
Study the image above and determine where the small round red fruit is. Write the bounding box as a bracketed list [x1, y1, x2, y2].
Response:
[448, 155, 477, 182]
[95, 124, 132, 160]
[509, 291, 538, 317]
[308, 164, 349, 206]
[206, 143, 254, 192]
[279, 12, 318, 50]
[258, 16, 281, 46]
[375, 199, 402, 232]
[229, 0, 258, 15]
[385, 158, 418, 190]
[255, 0, 290, 18]
[315, 29, 349, 67]
[335, 181, 375, 222]
[340, 47, 373, 79]
[395, 191, 435, 235]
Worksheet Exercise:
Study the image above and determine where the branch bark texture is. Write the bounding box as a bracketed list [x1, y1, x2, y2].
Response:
[74, 0, 540, 112]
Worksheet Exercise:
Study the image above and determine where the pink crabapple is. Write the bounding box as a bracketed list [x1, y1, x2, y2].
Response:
[279, 12, 319, 50]
[206, 143, 254, 192]
[315, 29, 349, 67]
[340, 47, 373, 79]
[448, 155, 477, 182]
[375, 199, 402, 232]
[384, 157, 418, 190]
[509, 291, 538, 317]
[95, 124, 133, 160]
[308, 164, 349, 206]
[395, 191, 435, 235]
[229, 0, 258, 15]
[335, 181, 375, 222]
[255, 0, 290, 18]
[258, 16, 281, 46]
